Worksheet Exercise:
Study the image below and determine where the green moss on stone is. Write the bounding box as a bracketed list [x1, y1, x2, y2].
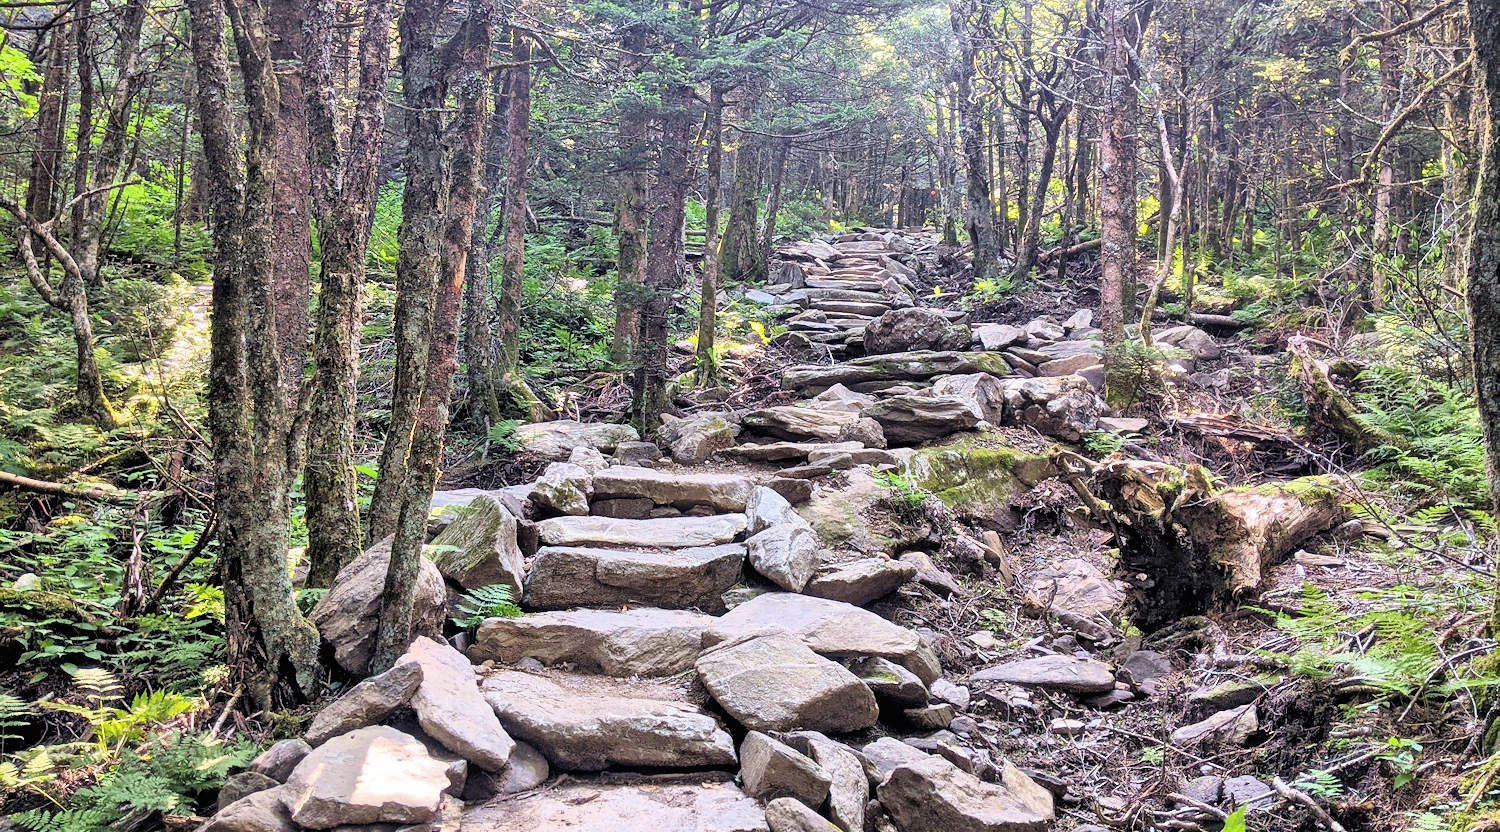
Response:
[908, 439, 1054, 518]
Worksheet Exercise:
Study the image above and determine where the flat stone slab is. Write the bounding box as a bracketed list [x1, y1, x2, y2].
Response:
[804, 557, 917, 606]
[721, 441, 864, 462]
[592, 466, 755, 511]
[461, 776, 769, 832]
[968, 655, 1116, 694]
[877, 755, 1054, 832]
[480, 669, 737, 771]
[781, 351, 1011, 396]
[283, 726, 451, 829]
[704, 592, 940, 684]
[742, 406, 861, 441]
[696, 632, 878, 734]
[305, 659, 423, 746]
[470, 607, 714, 677]
[522, 544, 745, 612]
[536, 514, 747, 548]
[516, 420, 640, 460]
[403, 636, 515, 772]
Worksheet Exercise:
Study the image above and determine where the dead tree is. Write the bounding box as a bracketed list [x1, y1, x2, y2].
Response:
[1058, 451, 1346, 630]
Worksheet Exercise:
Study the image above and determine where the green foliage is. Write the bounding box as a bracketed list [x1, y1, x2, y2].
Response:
[487, 419, 523, 454]
[967, 274, 1018, 307]
[874, 470, 929, 522]
[96, 275, 196, 362]
[1354, 367, 1488, 507]
[10, 732, 254, 832]
[1221, 805, 1247, 832]
[453, 584, 522, 630]
[1295, 769, 1344, 798]
[1259, 582, 1496, 704]
[1083, 430, 1138, 456]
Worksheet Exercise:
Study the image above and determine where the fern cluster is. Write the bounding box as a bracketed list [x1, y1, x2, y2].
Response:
[1354, 366, 1488, 508]
[453, 584, 523, 630]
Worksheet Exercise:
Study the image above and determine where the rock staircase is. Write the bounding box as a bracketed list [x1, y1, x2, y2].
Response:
[201, 227, 1241, 832]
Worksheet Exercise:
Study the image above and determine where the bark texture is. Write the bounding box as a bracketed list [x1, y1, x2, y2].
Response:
[301, 0, 394, 587]
[188, 0, 319, 706]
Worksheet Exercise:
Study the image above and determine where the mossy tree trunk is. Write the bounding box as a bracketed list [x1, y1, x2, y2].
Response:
[1463, 0, 1500, 630]
[372, 0, 493, 674]
[301, 0, 394, 588]
[697, 84, 725, 385]
[188, 0, 320, 707]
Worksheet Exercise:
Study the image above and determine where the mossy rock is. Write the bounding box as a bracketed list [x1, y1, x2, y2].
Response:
[907, 439, 1055, 524]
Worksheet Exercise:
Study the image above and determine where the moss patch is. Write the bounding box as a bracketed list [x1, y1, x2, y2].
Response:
[907, 439, 1055, 520]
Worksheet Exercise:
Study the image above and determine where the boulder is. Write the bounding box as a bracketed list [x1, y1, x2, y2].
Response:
[901, 703, 955, 731]
[460, 776, 769, 832]
[516, 420, 640, 460]
[402, 636, 515, 772]
[592, 466, 755, 511]
[530, 462, 592, 516]
[1023, 558, 1123, 624]
[780, 732, 868, 832]
[808, 384, 877, 412]
[659, 412, 742, 463]
[878, 757, 1053, 832]
[899, 551, 963, 597]
[1063, 309, 1093, 331]
[864, 395, 982, 444]
[705, 592, 941, 684]
[522, 544, 744, 612]
[863, 307, 972, 355]
[311, 537, 446, 677]
[591, 497, 655, 519]
[1038, 354, 1099, 377]
[743, 406, 861, 441]
[975, 324, 1026, 351]
[249, 738, 311, 781]
[804, 558, 916, 606]
[1025, 319, 1065, 341]
[201, 785, 296, 832]
[860, 737, 931, 782]
[1155, 325, 1221, 361]
[695, 632, 879, 733]
[931, 373, 1006, 426]
[746, 486, 798, 534]
[218, 771, 280, 811]
[479, 669, 737, 771]
[740, 731, 832, 806]
[930, 679, 971, 710]
[1036, 339, 1101, 360]
[1170, 705, 1258, 748]
[461, 741, 549, 801]
[746, 522, 820, 592]
[766, 797, 841, 832]
[568, 445, 608, 473]
[848, 657, 928, 707]
[614, 440, 664, 466]
[426, 495, 526, 594]
[998, 376, 1102, 441]
[282, 726, 451, 829]
[536, 514, 747, 548]
[471, 607, 714, 676]
[969, 656, 1115, 694]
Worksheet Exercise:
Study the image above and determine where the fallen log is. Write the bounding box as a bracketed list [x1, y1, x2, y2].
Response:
[1055, 451, 1346, 630]
[1287, 336, 1398, 454]
[0, 470, 139, 502]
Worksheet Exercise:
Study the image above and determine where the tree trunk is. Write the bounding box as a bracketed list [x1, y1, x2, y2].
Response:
[372, 0, 492, 674]
[760, 137, 789, 257]
[1014, 107, 1068, 279]
[696, 84, 725, 384]
[611, 29, 650, 366]
[720, 97, 764, 284]
[1465, 0, 1500, 628]
[492, 29, 546, 420]
[188, 0, 319, 707]
[367, 0, 452, 541]
[302, 0, 394, 588]
[462, 69, 508, 427]
[1099, 0, 1152, 408]
[632, 68, 695, 431]
[268, 2, 313, 398]
[951, 0, 998, 281]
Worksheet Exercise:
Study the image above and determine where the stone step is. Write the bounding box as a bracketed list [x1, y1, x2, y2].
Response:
[741, 406, 861, 442]
[781, 350, 1011, 396]
[521, 544, 744, 612]
[479, 669, 738, 772]
[810, 300, 892, 317]
[720, 440, 864, 463]
[461, 774, 767, 832]
[471, 607, 714, 676]
[591, 465, 754, 511]
[535, 514, 746, 548]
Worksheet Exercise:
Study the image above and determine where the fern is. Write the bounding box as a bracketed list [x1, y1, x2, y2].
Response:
[1355, 367, 1488, 507]
[0, 692, 32, 749]
[453, 584, 522, 630]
